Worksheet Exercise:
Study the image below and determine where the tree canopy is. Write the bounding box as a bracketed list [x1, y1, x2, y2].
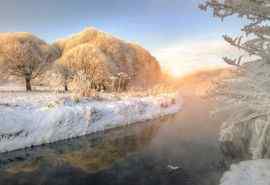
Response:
[0, 32, 59, 91]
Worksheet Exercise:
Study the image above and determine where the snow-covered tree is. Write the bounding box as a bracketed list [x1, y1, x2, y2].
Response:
[54, 63, 74, 91]
[60, 43, 111, 95]
[200, 0, 270, 64]
[54, 27, 162, 87]
[200, 0, 270, 159]
[0, 33, 59, 91]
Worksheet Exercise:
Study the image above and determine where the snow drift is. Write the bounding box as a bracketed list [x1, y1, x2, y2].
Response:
[220, 159, 270, 185]
[0, 93, 181, 153]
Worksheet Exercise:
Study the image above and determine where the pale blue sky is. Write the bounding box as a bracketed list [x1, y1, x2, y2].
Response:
[0, 0, 245, 75]
[0, 0, 243, 48]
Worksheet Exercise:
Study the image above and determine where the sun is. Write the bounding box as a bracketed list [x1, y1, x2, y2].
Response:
[169, 67, 184, 77]
[161, 62, 191, 78]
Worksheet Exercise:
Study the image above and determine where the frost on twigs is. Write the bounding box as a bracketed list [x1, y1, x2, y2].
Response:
[201, 0, 270, 159]
[211, 61, 270, 160]
[200, 0, 270, 63]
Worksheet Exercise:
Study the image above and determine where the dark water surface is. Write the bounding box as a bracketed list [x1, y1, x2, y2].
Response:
[0, 93, 228, 185]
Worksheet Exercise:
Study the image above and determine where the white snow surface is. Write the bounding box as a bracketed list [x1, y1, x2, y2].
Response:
[0, 91, 182, 153]
[220, 159, 270, 185]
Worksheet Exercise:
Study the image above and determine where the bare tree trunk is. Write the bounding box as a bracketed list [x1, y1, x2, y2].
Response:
[25, 78, 32, 91]
[118, 78, 122, 92]
[64, 83, 68, 92]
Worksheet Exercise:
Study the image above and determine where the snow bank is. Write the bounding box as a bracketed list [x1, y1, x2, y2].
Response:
[212, 60, 270, 159]
[0, 93, 181, 153]
[220, 159, 270, 185]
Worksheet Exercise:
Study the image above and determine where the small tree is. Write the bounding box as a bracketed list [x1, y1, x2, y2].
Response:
[54, 63, 74, 91]
[0, 34, 58, 91]
[200, 0, 270, 64]
[60, 43, 111, 95]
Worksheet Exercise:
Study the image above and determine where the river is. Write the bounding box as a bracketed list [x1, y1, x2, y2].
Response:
[0, 71, 230, 185]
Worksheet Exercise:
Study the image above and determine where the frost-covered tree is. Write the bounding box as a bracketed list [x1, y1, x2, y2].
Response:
[60, 43, 111, 94]
[54, 27, 162, 86]
[200, 0, 270, 64]
[0, 33, 59, 91]
[54, 63, 74, 91]
[200, 0, 270, 159]
[110, 72, 130, 92]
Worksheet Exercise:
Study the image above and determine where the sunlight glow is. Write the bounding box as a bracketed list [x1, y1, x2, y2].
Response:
[152, 39, 247, 77]
[169, 66, 184, 77]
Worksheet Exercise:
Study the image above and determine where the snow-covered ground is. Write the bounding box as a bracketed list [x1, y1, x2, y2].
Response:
[0, 90, 182, 153]
[220, 160, 270, 185]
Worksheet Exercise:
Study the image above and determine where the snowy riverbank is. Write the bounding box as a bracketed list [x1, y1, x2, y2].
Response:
[0, 92, 182, 153]
[220, 160, 270, 185]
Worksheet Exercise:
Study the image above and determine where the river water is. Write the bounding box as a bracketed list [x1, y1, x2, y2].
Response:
[0, 89, 229, 185]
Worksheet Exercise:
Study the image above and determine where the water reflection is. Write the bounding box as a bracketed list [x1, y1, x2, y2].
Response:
[0, 91, 228, 185]
[0, 116, 173, 185]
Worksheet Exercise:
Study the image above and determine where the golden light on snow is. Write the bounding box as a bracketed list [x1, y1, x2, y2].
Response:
[152, 39, 246, 77]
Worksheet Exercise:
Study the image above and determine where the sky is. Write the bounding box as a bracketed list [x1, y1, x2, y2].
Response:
[0, 0, 246, 76]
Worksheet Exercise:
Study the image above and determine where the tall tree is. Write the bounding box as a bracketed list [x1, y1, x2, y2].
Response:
[200, 0, 270, 65]
[0, 33, 59, 91]
[200, 1, 270, 159]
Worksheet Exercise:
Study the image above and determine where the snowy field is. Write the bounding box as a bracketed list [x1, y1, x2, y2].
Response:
[0, 88, 182, 153]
